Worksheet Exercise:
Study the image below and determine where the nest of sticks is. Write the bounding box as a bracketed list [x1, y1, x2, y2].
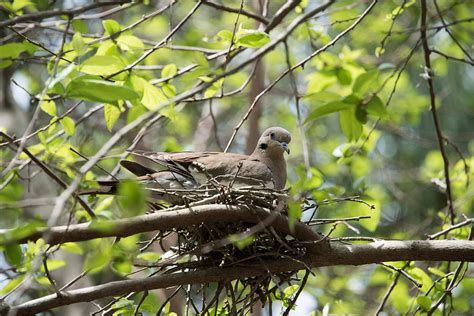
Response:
[129, 185, 319, 314]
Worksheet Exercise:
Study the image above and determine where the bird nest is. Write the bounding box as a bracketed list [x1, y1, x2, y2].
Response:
[132, 185, 319, 314]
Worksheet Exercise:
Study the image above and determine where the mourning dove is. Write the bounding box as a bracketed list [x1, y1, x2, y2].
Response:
[82, 127, 291, 203]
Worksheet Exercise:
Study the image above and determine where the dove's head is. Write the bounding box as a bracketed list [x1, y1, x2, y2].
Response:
[255, 127, 291, 156]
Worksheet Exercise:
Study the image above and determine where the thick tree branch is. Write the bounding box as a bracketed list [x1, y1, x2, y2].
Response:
[0, 204, 321, 248]
[8, 240, 474, 315]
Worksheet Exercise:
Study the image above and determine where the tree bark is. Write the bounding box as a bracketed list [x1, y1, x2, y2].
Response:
[7, 239, 474, 315]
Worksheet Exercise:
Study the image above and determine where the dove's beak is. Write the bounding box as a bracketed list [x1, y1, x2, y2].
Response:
[281, 142, 290, 154]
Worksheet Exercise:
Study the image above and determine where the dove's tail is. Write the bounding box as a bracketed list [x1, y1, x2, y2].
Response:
[77, 180, 119, 196]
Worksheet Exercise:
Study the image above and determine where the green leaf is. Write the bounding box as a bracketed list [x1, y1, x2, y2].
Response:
[0, 42, 27, 58]
[204, 78, 224, 98]
[375, 46, 385, 57]
[83, 242, 112, 274]
[162, 83, 176, 98]
[353, 70, 379, 95]
[66, 77, 139, 103]
[339, 109, 362, 141]
[366, 95, 387, 117]
[141, 80, 168, 111]
[0, 221, 45, 245]
[40, 100, 56, 116]
[427, 267, 446, 277]
[80, 55, 125, 76]
[417, 296, 432, 311]
[112, 261, 132, 275]
[229, 234, 255, 250]
[117, 35, 144, 51]
[12, 0, 33, 11]
[104, 104, 121, 132]
[283, 284, 299, 298]
[137, 252, 161, 262]
[103, 19, 121, 36]
[288, 203, 302, 232]
[118, 181, 147, 216]
[60, 116, 76, 136]
[237, 31, 270, 48]
[305, 101, 353, 123]
[61, 242, 83, 255]
[72, 20, 88, 33]
[161, 64, 177, 78]
[0, 60, 12, 69]
[410, 267, 433, 293]
[111, 298, 134, 309]
[336, 68, 352, 85]
[4, 244, 22, 266]
[72, 32, 87, 57]
[303, 91, 340, 102]
[0, 275, 25, 295]
[217, 30, 233, 42]
[126, 104, 147, 123]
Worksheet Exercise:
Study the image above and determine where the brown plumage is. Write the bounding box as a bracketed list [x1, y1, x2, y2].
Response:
[81, 127, 291, 203]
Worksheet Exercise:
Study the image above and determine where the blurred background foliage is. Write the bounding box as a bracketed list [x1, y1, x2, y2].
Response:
[0, 0, 473, 314]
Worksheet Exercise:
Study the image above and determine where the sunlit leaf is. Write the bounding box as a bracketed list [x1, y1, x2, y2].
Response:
[0, 275, 25, 295]
[117, 35, 144, 51]
[104, 103, 121, 132]
[288, 203, 302, 232]
[141, 80, 168, 111]
[229, 234, 255, 250]
[80, 55, 125, 76]
[137, 252, 161, 262]
[39, 100, 56, 116]
[366, 95, 387, 117]
[61, 242, 83, 255]
[217, 30, 233, 42]
[60, 116, 76, 136]
[416, 296, 432, 311]
[162, 64, 177, 78]
[66, 77, 139, 103]
[409, 267, 433, 293]
[83, 241, 112, 274]
[103, 19, 121, 36]
[305, 101, 353, 124]
[237, 31, 270, 48]
[339, 109, 362, 141]
[72, 32, 87, 57]
[353, 70, 379, 95]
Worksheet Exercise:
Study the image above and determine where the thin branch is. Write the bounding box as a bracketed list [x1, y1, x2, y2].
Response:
[201, 0, 269, 25]
[109, 1, 201, 78]
[0, 1, 129, 28]
[433, 0, 473, 62]
[0, 132, 95, 218]
[379, 263, 422, 288]
[427, 218, 473, 240]
[375, 262, 410, 315]
[225, 0, 375, 151]
[420, 0, 456, 224]
[431, 49, 474, 66]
